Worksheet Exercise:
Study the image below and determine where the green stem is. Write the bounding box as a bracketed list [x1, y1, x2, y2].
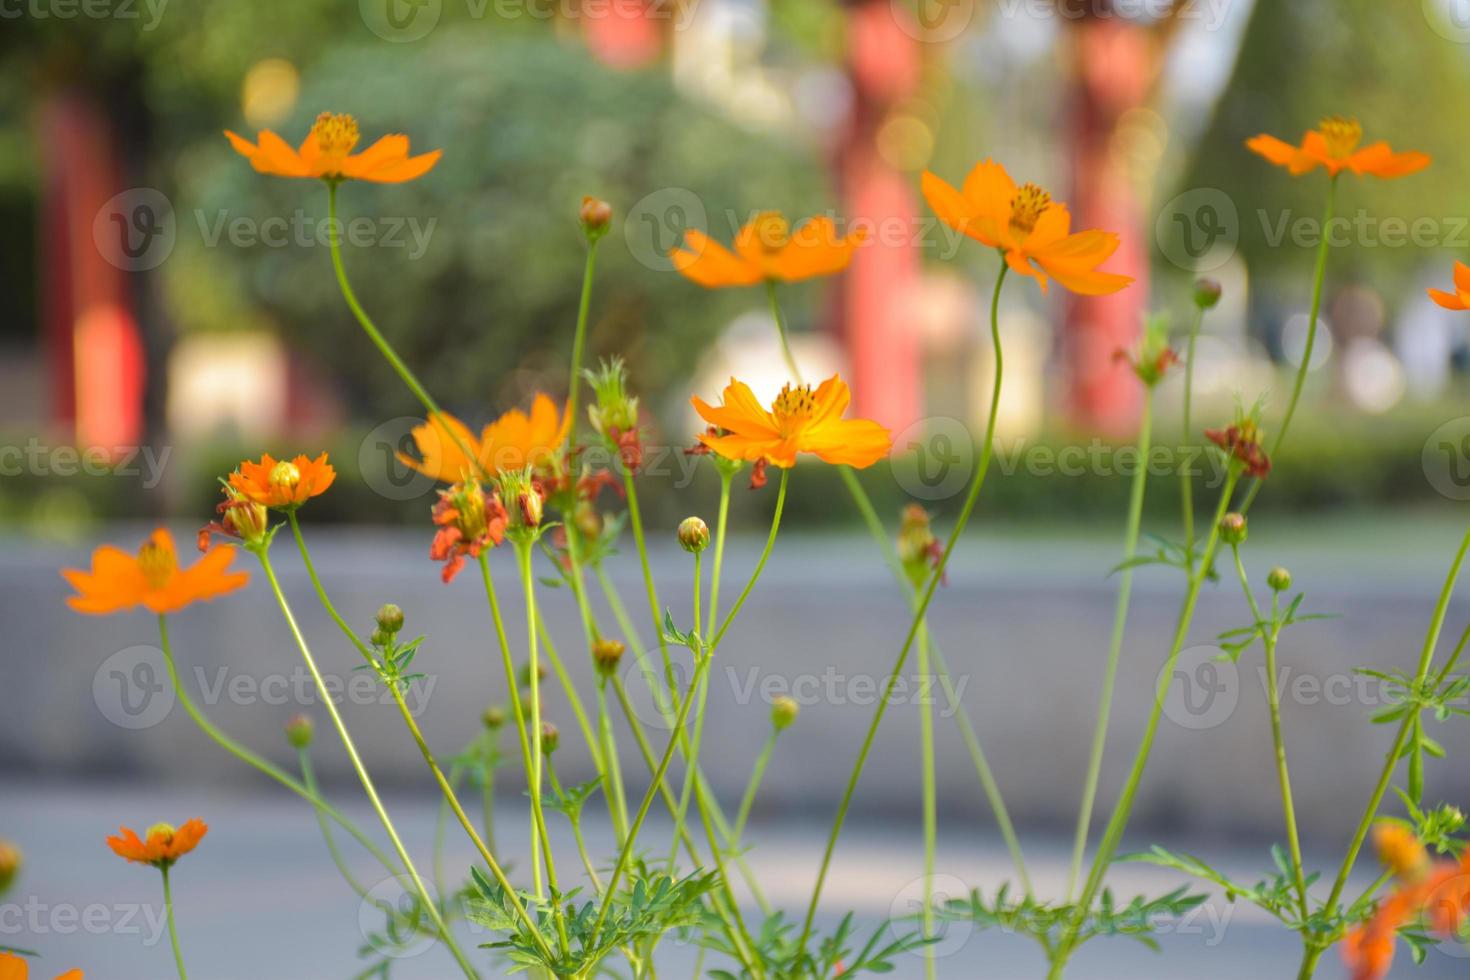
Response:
[730, 733, 777, 846]
[623, 468, 677, 700]
[566, 241, 599, 452]
[765, 280, 804, 382]
[1180, 304, 1204, 573]
[1232, 549, 1308, 917]
[1318, 525, 1470, 918]
[837, 466, 1031, 893]
[299, 749, 371, 898]
[918, 627, 937, 980]
[1066, 387, 1154, 900]
[712, 469, 789, 650]
[706, 470, 734, 636]
[597, 681, 631, 845]
[1062, 471, 1241, 959]
[668, 552, 706, 870]
[254, 547, 471, 978]
[161, 866, 187, 980]
[1240, 175, 1338, 513]
[796, 258, 1010, 956]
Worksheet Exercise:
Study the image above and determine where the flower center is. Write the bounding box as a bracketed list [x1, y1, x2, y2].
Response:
[311, 112, 360, 158]
[751, 212, 790, 254]
[772, 383, 816, 433]
[269, 461, 301, 491]
[146, 822, 176, 844]
[1318, 115, 1362, 158]
[1008, 183, 1051, 238]
[137, 539, 177, 589]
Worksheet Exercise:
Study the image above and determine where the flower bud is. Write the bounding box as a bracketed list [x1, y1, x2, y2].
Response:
[771, 696, 799, 731]
[580, 196, 612, 240]
[269, 460, 302, 491]
[1267, 566, 1292, 593]
[678, 517, 710, 554]
[1193, 277, 1222, 309]
[1219, 512, 1248, 546]
[370, 628, 393, 648]
[285, 713, 315, 749]
[591, 638, 625, 676]
[375, 603, 405, 635]
[540, 722, 560, 755]
[0, 841, 21, 895]
[482, 705, 506, 730]
[519, 661, 549, 688]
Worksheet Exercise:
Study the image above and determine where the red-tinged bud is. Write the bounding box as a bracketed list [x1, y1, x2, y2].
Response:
[1194, 277, 1222, 310]
[1219, 512, 1247, 546]
[285, 713, 315, 749]
[591, 638, 625, 676]
[580, 196, 612, 240]
[540, 722, 560, 755]
[678, 516, 710, 554]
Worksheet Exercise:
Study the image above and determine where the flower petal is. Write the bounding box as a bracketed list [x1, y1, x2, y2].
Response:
[670, 230, 760, 288]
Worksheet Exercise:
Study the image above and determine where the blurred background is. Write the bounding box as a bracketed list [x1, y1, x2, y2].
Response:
[5, 0, 1470, 975]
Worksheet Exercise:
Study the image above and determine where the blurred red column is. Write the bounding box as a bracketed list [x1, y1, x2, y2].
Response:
[582, 0, 663, 70]
[836, 0, 922, 432]
[37, 91, 146, 455]
[1063, 14, 1152, 436]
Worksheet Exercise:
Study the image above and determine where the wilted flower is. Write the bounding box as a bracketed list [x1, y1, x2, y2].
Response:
[197, 484, 271, 552]
[429, 479, 509, 583]
[897, 504, 944, 588]
[1206, 409, 1271, 480]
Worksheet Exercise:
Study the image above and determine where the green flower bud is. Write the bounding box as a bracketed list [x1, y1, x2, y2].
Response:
[678, 517, 710, 554]
[0, 841, 21, 896]
[375, 603, 405, 635]
[285, 713, 315, 749]
[1219, 512, 1248, 546]
[540, 722, 560, 755]
[1193, 277, 1222, 309]
[771, 696, 799, 731]
[482, 705, 507, 730]
[1267, 566, 1292, 592]
[591, 638, 625, 676]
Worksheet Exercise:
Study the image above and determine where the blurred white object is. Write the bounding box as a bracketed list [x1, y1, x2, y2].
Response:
[1342, 337, 1406, 415]
[167, 332, 287, 439]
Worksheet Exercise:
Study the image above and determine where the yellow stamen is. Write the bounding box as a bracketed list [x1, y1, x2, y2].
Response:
[311, 112, 360, 157]
[146, 822, 176, 844]
[269, 461, 301, 490]
[1008, 183, 1051, 238]
[772, 383, 816, 434]
[1318, 115, 1362, 158]
[137, 539, 176, 589]
[751, 212, 790, 253]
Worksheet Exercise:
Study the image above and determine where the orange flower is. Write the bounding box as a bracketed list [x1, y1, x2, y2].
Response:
[224, 112, 441, 183]
[429, 479, 509, 583]
[399, 396, 571, 483]
[1342, 825, 1470, 980]
[691, 374, 892, 469]
[229, 453, 336, 509]
[1246, 116, 1429, 179]
[1428, 261, 1470, 311]
[921, 160, 1133, 295]
[62, 529, 248, 616]
[0, 952, 81, 980]
[106, 818, 208, 869]
[670, 211, 865, 288]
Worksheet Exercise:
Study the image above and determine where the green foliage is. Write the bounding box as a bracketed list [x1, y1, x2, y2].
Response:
[359, 632, 428, 693]
[705, 911, 928, 980]
[1216, 591, 1333, 662]
[467, 866, 716, 976]
[935, 882, 1208, 955]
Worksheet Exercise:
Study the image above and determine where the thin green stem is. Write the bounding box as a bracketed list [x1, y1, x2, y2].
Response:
[797, 258, 1010, 956]
[837, 466, 1031, 894]
[254, 548, 471, 978]
[918, 628, 937, 980]
[566, 242, 599, 453]
[730, 732, 777, 846]
[623, 468, 677, 699]
[1066, 387, 1154, 900]
[712, 468, 789, 650]
[668, 552, 706, 870]
[765, 280, 804, 383]
[597, 681, 631, 845]
[706, 470, 734, 636]
[299, 749, 371, 898]
[1318, 525, 1470, 918]
[1232, 549, 1308, 917]
[161, 866, 187, 980]
[1180, 304, 1204, 573]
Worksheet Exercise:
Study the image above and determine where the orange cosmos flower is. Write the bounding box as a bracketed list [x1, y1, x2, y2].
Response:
[691, 374, 892, 469]
[229, 453, 336, 510]
[398, 395, 571, 483]
[670, 211, 865, 288]
[106, 819, 208, 869]
[921, 160, 1133, 296]
[1246, 116, 1429, 180]
[0, 953, 81, 980]
[224, 112, 441, 183]
[1342, 824, 1470, 980]
[62, 529, 247, 616]
[1428, 260, 1470, 311]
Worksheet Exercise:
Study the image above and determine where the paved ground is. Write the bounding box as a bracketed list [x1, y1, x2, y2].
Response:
[3, 780, 1463, 979]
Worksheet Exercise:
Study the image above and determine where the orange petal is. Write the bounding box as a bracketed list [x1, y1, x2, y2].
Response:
[354, 150, 443, 184]
[920, 170, 980, 238]
[398, 414, 480, 483]
[1347, 142, 1430, 179]
[800, 417, 893, 469]
[1428, 287, 1469, 311]
[773, 217, 861, 282]
[670, 230, 760, 288]
[960, 159, 1017, 224]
